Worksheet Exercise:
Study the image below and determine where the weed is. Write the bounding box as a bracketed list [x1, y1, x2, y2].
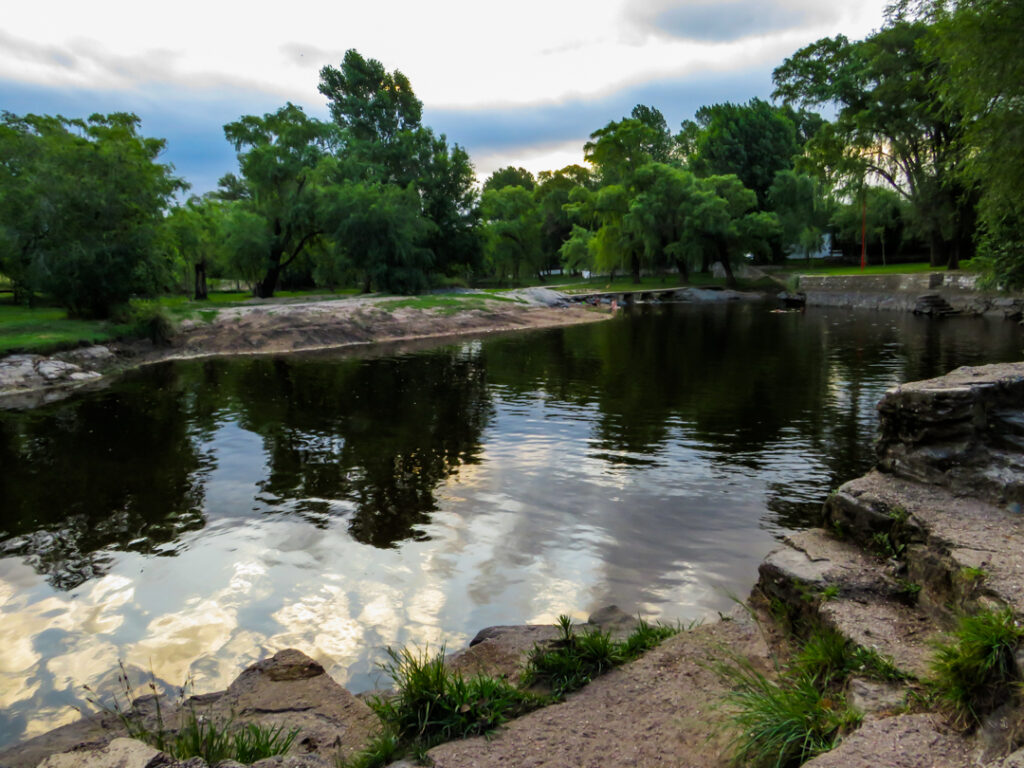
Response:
[929, 607, 1024, 728]
[871, 531, 906, 560]
[959, 566, 988, 583]
[198, 309, 217, 324]
[232, 722, 300, 764]
[620, 618, 680, 659]
[821, 585, 840, 602]
[893, 579, 922, 605]
[888, 506, 909, 525]
[714, 653, 861, 768]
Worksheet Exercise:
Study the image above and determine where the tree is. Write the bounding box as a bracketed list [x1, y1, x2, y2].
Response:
[773, 22, 974, 269]
[483, 166, 536, 192]
[534, 166, 594, 274]
[679, 99, 801, 208]
[623, 163, 700, 282]
[923, 0, 1024, 286]
[480, 186, 542, 283]
[0, 112, 184, 316]
[767, 170, 832, 260]
[681, 175, 780, 288]
[629, 105, 675, 164]
[584, 118, 662, 186]
[164, 197, 226, 299]
[222, 103, 334, 298]
[320, 181, 433, 294]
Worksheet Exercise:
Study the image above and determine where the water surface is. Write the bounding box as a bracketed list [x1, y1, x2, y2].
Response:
[0, 302, 1020, 746]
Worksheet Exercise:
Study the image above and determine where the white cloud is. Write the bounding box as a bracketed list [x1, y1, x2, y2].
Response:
[3, 0, 889, 110]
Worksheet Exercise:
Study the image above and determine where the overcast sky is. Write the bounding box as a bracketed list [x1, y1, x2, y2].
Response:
[1, 0, 888, 192]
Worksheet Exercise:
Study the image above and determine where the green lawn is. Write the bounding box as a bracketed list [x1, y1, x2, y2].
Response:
[0, 298, 125, 354]
[779, 260, 976, 277]
[383, 293, 521, 314]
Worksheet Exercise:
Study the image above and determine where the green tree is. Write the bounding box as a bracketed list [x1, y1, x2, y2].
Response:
[320, 181, 433, 294]
[584, 118, 662, 186]
[222, 103, 335, 298]
[623, 163, 700, 282]
[681, 175, 780, 288]
[679, 99, 801, 208]
[773, 21, 974, 268]
[629, 105, 676, 164]
[0, 112, 184, 316]
[923, 0, 1024, 286]
[534, 165, 595, 274]
[483, 166, 536, 192]
[767, 170, 832, 260]
[480, 186, 541, 283]
[164, 196, 227, 299]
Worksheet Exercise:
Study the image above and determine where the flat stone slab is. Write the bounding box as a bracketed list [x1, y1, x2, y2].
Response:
[760, 529, 938, 679]
[832, 471, 1024, 618]
[802, 714, 972, 768]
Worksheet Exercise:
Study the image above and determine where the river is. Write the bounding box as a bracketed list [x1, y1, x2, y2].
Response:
[0, 300, 1020, 747]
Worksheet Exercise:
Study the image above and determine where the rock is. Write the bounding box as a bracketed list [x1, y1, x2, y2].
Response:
[973, 702, 1023, 765]
[36, 360, 81, 381]
[61, 345, 115, 365]
[453, 624, 563, 680]
[801, 714, 971, 767]
[69, 370, 104, 382]
[875, 362, 1024, 505]
[249, 755, 334, 767]
[845, 677, 907, 716]
[587, 605, 638, 640]
[36, 738, 161, 768]
[206, 649, 377, 763]
[989, 746, 1024, 768]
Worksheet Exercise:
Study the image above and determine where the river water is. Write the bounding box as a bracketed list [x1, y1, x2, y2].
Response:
[0, 301, 1020, 747]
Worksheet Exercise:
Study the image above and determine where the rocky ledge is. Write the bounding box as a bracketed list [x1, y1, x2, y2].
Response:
[3, 362, 1024, 768]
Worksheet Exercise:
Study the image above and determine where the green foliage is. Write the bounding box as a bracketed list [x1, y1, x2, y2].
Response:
[522, 615, 680, 697]
[714, 652, 862, 768]
[484, 166, 536, 192]
[929, 607, 1024, 727]
[680, 98, 803, 208]
[0, 112, 184, 317]
[221, 103, 335, 298]
[370, 646, 541, 751]
[335, 728, 401, 768]
[481, 185, 542, 283]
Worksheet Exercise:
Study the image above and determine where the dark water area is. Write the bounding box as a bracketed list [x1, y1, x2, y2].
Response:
[0, 302, 1020, 746]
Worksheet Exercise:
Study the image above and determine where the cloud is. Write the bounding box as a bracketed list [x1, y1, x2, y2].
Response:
[628, 0, 840, 42]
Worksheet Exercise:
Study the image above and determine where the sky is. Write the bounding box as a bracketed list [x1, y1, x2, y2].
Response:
[1, 0, 889, 193]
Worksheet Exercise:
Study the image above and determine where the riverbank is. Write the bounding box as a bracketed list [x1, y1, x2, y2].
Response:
[0, 291, 609, 409]
[4, 360, 1023, 768]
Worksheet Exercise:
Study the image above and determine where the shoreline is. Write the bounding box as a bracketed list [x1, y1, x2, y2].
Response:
[0, 298, 610, 409]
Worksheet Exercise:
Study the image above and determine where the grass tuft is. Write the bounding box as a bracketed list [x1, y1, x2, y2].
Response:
[929, 607, 1024, 728]
[714, 653, 861, 768]
[522, 615, 680, 697]
[370, 646, 542, 751]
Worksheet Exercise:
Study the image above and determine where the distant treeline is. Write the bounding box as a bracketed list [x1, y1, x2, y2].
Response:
[1, 0, 1020, 317]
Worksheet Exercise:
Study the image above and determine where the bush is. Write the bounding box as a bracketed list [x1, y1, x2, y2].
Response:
[111, 301, 177, 345]
[929, 607, 1024, 728]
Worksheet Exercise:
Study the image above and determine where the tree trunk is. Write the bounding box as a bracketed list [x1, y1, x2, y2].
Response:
[674, 258, 689, 284]
[928, 232, 946, 268]
[193, 260, 208, 301]
[631, 253, 641, 284]
[719, 243, 737, 289]
[700, 250, 711, 274]
[256, 263, 282, 298]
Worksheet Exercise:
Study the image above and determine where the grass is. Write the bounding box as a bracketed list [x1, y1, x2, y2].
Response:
[713, 625, 914, 768]
[84, 662, 299, 763]
[522, 615, 680, 696]
[928, 607, 1024, 728]
[366, 646, 543, 754]
[778, 259, 977, 277]
[0, 298, 127, 354]
[715, 654, 862, 768]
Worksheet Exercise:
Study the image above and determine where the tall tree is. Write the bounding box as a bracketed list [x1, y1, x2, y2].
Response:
[679, 98, 800, 208]
[0, 112, 183, 316]
[924, 0, 1024, 285]
[222, 103, 334, 298]
[480, 185, 542, 284]
[773, 21, 973, 268]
